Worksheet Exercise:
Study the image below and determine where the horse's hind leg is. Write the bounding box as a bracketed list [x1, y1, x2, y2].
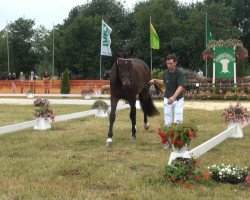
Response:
[144, 113, 150, 130]
[139, 91, 150, 130]
[106, 97, 119, 147]
[129, 99, 137, 139]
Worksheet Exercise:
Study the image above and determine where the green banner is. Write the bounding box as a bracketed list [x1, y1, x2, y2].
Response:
[214, 47, 235, 78]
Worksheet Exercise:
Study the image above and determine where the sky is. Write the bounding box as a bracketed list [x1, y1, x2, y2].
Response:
[0, 0, 202, 30]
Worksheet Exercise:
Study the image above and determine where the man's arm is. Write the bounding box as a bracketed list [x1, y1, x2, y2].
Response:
[149, 79, 164, 87]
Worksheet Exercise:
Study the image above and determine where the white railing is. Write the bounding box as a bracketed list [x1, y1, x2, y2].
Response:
[168, 121, 249, 164]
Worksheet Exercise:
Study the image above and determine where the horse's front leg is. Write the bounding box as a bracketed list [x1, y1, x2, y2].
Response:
[129, 100, 137, 139]
[106, 97, 119, 147]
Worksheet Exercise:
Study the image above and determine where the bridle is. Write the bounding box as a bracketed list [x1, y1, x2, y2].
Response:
[116, 58, 133, 84]
[116, 58, 150, 90]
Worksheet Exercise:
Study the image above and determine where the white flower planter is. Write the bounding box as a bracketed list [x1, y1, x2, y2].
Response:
[27, 93, 34, 98]
[34, 118, 51, 130]
[227, 122, 244, 138]
[84, 94, 91, 99]
[168, 145, 191, 165]
[95, 109, 108, 117]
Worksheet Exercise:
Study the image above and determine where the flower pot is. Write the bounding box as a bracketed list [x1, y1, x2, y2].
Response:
[34, 117, 51, 130]
[95, 109, 108, 117]
[227, 122, 244, 138]
[27, 93, 34, 98]
[172, 145, 188, 153]
[84, 94, 91, 99]
[168, 145, 191, 165]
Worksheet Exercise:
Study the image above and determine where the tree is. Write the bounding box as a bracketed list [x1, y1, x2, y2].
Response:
[6, 18, 37, 74]
[60, 68, 70, 94]
[53, 0, 131, 79]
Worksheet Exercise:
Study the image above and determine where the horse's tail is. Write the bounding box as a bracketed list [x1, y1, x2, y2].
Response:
[139, 90, 160, 117]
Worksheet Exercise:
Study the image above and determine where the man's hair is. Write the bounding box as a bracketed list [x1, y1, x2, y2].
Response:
[166, 54, 177, 62]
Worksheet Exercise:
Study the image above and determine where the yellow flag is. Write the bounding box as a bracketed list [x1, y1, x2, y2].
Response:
[150, 23, 160, 50]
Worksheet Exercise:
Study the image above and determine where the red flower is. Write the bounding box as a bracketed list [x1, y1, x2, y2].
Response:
[177, 140, 184, 147]
[157, 128, 167, 144]
[203, 172, 212, 180]
[194, 175, 200, 181]
[178, 179, 185, 184]
[169, 131, 174, 137]
[185, 182, 194, 188]
[171, 140, 176, 144]
[246, 176, 250, 184]
[171, 175, 177, 181]
[188, 131, 194, 138]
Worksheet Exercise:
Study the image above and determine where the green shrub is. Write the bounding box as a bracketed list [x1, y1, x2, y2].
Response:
[60, 69, 70, 94]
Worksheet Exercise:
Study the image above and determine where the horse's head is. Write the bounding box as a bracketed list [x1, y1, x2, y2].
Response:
[116, 58, 133, 87]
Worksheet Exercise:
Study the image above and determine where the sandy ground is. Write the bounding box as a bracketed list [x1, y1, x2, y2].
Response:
[0, 97, 249, 111]
[155, 100, 250, 110]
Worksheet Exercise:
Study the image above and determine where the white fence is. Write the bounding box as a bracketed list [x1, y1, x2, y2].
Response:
[168, 121, 249, 164]
[0, 104, 129, 135]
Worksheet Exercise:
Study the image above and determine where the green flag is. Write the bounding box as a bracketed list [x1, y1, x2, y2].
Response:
[214, 47, 235, 78]
[150, 23, 160, 50]
[206, 15, 213, 48]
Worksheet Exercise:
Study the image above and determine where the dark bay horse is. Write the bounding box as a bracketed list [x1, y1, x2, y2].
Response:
[106, 52, 159, 146]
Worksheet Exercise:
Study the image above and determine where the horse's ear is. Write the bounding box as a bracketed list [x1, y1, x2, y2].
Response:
[114, 51, 122, 58]
[128, 49, 134, 57]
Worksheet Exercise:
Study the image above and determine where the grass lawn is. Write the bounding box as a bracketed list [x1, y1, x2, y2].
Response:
[0, 104, 92, 126]
[0, 105, 249, 199]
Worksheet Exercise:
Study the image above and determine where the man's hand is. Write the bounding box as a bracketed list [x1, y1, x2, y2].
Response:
[167, 96, 176, 105]
[149, 79, 155, 85]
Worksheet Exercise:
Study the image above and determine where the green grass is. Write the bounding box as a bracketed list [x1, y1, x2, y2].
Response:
[0, 104, 92, 126]
[0, 105, 249, 199]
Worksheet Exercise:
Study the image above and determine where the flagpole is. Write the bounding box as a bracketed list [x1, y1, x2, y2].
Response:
[52, 23, 55, 78]
[205, 12, 208, 78]
[6, 21, 10, 73]
[233, 46, 237, 94]
[99, 53, 102, 80]
[150, 16, 152, 73]
[7, 30, 10, 74]
[100, 20, 102, 80]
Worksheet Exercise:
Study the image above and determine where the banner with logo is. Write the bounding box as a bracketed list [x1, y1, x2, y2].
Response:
[100, 20, 112, 56]
[214, 47, 235, 78]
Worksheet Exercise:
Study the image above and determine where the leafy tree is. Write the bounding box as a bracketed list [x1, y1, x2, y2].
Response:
[0, 31, 8, 78]
[6, 18, 38, 75]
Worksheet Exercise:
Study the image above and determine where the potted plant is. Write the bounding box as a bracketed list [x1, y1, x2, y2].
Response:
[208, 163, 249, 184]
[33, 97, 55, 130]
[161, 121, 198, 151]
[222, 103, 249, 138]
[222, 103, 249, 124]
[164, 157, 211, 187]
[27, 88, 34, 98]
[92, 99, 109, 117]
[81, 85, 94, 99]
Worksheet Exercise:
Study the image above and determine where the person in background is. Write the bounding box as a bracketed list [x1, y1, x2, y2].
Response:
[198, 69, 204, 76]
[29, 71, 38, 93]
[7, 72, 12, 80]
[19, 71, 25, 93]
[149, 54, 185, 149]
[10, 72, 16, 93]
[43, 70, 50, 93]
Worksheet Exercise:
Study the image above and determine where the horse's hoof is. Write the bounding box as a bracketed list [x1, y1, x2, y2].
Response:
[144, 122, 150, 130]
[106, 138, 113, 147]
[131, 135, 136, 140]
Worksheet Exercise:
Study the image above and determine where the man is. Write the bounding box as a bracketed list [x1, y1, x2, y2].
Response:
[149, 54, 185, 148]
[43, 70, 50, 93]
[29, 71, 38, 93]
